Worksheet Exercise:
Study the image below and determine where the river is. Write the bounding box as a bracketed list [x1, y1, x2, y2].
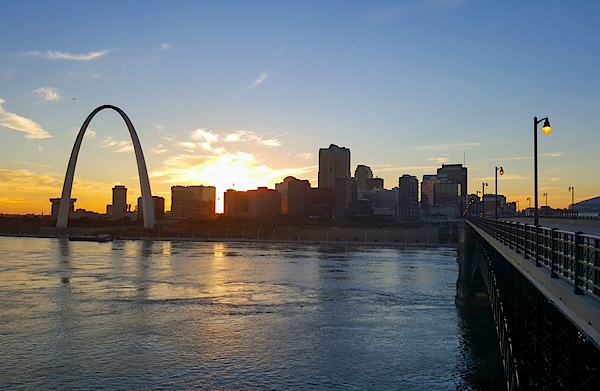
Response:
[0, 237, 502, 390]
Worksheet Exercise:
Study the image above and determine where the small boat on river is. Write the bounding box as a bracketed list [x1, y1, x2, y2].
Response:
[67, 234, 113, 242]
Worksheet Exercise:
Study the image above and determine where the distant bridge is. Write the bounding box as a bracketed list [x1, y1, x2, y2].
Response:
[457, 218, 600, 390]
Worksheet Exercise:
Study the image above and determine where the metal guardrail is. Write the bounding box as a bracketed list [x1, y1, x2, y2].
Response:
[469, 218, 600, 300]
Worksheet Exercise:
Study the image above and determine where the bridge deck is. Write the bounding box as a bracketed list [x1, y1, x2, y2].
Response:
[467, 219, 600, 349]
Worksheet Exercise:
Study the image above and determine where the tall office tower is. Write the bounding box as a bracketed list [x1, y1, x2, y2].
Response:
[334, 177, 358, 218]
[437, 164, 467, 211]
[420, 174, 440, 216]
[171, 185, 216, 220]
[398, 174, 419, 221]
[354, 165, 373, 191]
[318, 144, 351, 189]
[112, 185, 128, 219]
[434, 180, 461, 207]
[275, 176, 311, 217]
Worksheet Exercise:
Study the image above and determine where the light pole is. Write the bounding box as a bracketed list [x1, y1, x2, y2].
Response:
[495, 166, 504, 220]
[482, 182, 488, 217]
[534, 116, 552, 226]
[527, 196, 531, 208]
[568, 186, 575, 217]
[543, 192, 548, 206]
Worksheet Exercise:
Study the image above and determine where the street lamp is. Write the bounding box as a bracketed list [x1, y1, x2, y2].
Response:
[482, 182, 488, 217]
[543, 192, 548, 206]
[568, 186, 575, 216]
[527, 196, 531, 208]
[534, 116, 552, 226]
[495, 166, 504, 220]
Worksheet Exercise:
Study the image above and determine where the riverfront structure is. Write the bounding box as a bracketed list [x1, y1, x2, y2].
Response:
[56, 105, 155, 228]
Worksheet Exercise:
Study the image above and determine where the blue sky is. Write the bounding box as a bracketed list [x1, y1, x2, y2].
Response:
[1, 0, 599, 213]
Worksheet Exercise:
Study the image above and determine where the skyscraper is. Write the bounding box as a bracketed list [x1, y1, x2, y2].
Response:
[354, 165, 373, 191]
[398, 174, 419, 221]
[112, 185, 128, 219]
[437, 164, 467, 198]
[318, 144, 350, 189]
[420, 174, 440, 216]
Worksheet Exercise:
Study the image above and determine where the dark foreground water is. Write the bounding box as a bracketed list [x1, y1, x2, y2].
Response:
[0, 237, 503, 390]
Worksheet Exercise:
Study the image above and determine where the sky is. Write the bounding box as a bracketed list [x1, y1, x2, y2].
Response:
[1, 0, 599, 215]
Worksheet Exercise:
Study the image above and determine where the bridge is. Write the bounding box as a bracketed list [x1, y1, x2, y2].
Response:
[457, 218, 600, 390]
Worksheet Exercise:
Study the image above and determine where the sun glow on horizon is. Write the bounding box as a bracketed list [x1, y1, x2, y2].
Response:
[154, 151, 312, 213]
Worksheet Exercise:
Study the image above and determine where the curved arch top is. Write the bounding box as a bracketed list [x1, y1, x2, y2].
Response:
[57, 105, 156, 228]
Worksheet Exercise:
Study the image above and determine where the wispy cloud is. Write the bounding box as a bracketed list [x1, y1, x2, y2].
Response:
[299, 152, 314, 160]
[427, 156, 450, 164]
[183, 128, 223, 153]
[224, 130, 282, 147]
[154, 123, 166, 131]
[27, 49, 113, 61]
[152, 144, 168, 154]
[99, 136, 133, 153]
[245, 72, 269, 90]
[159, 43, 172, 51]
[0, 98, 52, 139]
[34, 86, 61, 101]
[541, 152, 565, 158]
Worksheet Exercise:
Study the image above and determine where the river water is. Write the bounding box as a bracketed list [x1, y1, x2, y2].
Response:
[0, 237, 503, 390]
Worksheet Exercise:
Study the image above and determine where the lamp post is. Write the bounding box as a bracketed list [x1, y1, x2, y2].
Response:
[568, 186, 575, 217]
[495, 166, 504, 220]
[543, 192, 548, 206]
[482, 182, 488, 217]
[534, 116, 552, 226]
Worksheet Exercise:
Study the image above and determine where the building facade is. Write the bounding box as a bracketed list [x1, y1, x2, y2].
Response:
[171, 185, 216, 220]
[398, 174, 419, 221]
[275, 176, 310, 217]
[354, 165, 373, 191]
[437, 164, 467, 213]
[334, 177, 358, 218]
[111, 185, 128, 219]
[318, 144, 351, 189]
[137, 196, 166, 221]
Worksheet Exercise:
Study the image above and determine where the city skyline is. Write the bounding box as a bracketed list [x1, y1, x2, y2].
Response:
[1, 1, 599, 214]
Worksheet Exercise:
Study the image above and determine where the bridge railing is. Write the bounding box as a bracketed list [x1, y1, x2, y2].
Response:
[469, 218, 600, 300]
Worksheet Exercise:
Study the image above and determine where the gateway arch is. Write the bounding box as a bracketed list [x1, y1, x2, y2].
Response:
[56, 105, 156, 228]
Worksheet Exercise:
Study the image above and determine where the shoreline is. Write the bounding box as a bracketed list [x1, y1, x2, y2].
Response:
[0, 232, 456, 248]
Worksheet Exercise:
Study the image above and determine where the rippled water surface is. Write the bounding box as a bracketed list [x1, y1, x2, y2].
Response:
[0, 237, 502, 390]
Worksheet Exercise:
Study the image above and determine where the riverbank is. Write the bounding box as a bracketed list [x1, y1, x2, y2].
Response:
[0, 224, 457, 247]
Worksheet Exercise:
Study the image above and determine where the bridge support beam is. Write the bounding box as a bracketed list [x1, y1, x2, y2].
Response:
[456, 221, 489, 307]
